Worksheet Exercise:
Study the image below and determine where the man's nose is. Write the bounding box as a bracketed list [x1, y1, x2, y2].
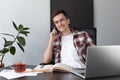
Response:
[58, 21, 62, 26]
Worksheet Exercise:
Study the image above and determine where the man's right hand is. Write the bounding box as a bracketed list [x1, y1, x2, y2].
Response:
[50, 28, 59, 42]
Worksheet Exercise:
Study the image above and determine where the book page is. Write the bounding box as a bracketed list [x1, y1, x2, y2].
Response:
[33, 65, 53, 72]
[52, 63, 72, 72]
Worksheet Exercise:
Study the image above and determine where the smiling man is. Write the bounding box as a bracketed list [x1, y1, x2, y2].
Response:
[43, 9, 94, 68]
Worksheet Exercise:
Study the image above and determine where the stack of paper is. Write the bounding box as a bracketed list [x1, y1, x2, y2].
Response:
[0, 68, 42, 79]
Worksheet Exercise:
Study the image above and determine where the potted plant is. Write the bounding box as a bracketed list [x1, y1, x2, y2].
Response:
[0, 21, 30, 68]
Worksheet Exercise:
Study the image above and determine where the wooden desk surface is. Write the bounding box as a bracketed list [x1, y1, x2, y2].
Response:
[0, 65, 120, 80]
[0, 65, 83, 80]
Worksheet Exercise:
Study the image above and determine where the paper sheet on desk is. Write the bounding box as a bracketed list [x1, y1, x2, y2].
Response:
[0, 68, 42, 79]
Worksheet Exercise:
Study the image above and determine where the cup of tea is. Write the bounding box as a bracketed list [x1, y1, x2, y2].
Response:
[13, 62, 26, 72]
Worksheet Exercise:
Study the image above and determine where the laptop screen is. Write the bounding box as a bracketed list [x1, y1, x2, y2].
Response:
[86, 45, 120, 78]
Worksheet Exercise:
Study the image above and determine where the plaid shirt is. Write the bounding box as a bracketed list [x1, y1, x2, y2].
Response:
[52, 29, 95, 64]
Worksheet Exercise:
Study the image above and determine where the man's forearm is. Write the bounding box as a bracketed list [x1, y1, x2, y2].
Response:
[43, 39, 54, 63]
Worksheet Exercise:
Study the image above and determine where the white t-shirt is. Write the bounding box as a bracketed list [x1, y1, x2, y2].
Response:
[60, 34, 85, 68]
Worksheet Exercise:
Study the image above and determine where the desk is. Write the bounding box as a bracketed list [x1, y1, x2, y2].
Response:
[0, 65, 120, 80]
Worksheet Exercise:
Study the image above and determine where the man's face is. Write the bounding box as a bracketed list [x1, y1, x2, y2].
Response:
[53, 13, 70, 33]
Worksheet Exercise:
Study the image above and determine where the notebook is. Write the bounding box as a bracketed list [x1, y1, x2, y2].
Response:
[72, 45, 120, 79]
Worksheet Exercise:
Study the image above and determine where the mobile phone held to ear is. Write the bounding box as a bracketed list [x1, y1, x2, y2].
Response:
[55, 27, 60, 34]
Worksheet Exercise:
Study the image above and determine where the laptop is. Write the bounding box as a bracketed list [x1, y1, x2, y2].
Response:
[72, 45, 120, 79]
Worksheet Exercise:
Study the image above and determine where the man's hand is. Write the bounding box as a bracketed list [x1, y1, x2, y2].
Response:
[50, 28, 59, 42]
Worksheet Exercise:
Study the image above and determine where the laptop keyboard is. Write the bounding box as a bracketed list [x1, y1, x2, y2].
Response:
[71, 68, 86, 77]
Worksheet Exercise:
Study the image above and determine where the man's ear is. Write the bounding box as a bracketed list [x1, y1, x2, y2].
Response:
[67, 18, 70, 24]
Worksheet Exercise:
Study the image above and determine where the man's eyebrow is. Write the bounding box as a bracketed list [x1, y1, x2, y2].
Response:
[54, 20, 58, 24]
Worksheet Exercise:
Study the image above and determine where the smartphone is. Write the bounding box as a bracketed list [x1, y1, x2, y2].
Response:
[55, 27, 60, 34]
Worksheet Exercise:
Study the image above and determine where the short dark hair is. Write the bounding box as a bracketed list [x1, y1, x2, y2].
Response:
[52, 9, 69, 20]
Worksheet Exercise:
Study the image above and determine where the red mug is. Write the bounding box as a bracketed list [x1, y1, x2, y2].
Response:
[14, 62, 26, 72]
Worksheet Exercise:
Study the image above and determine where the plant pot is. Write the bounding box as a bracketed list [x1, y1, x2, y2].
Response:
[0, 63, 4, 68]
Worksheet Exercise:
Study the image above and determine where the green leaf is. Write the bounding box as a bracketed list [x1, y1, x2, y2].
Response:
[0, 50, 2, 53]
[17, 42, 24, 52]
[23, 27, 30, 30]
[4, 41, 14, 47]
[23, 33, 28, 36]
[10, 46, 16, 55]
[18, 24, 24, 31]
[17, 36, 26, 46]
[3, 38, 14, 47]
[0, 33, 14, 37]
[3, 37, 7, 42]
[20, 31, 30, 36]
[1, 48, 9, 54]
[20, 31, 30, 34]
[0, 49, 4, 53]
[12, 21, 18, 31]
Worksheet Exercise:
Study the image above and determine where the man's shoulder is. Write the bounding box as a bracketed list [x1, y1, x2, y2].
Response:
[73, 29, 88, 35]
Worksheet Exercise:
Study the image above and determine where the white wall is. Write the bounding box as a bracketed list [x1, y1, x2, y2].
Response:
[0, 0, 50, 66]
[94, 0, 120, 45]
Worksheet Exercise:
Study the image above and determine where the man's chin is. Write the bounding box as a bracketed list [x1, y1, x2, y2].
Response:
[59, 29, 65, 32]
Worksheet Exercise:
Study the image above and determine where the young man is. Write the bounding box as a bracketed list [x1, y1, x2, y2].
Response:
[43, 9, 95, 68]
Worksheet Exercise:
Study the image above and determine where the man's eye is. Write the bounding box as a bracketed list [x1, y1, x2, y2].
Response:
[54, 21, 58, 24]
[60, 18, 65, 22]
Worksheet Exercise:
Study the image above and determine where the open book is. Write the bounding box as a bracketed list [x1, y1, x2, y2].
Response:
[33, 63, 73, 73]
